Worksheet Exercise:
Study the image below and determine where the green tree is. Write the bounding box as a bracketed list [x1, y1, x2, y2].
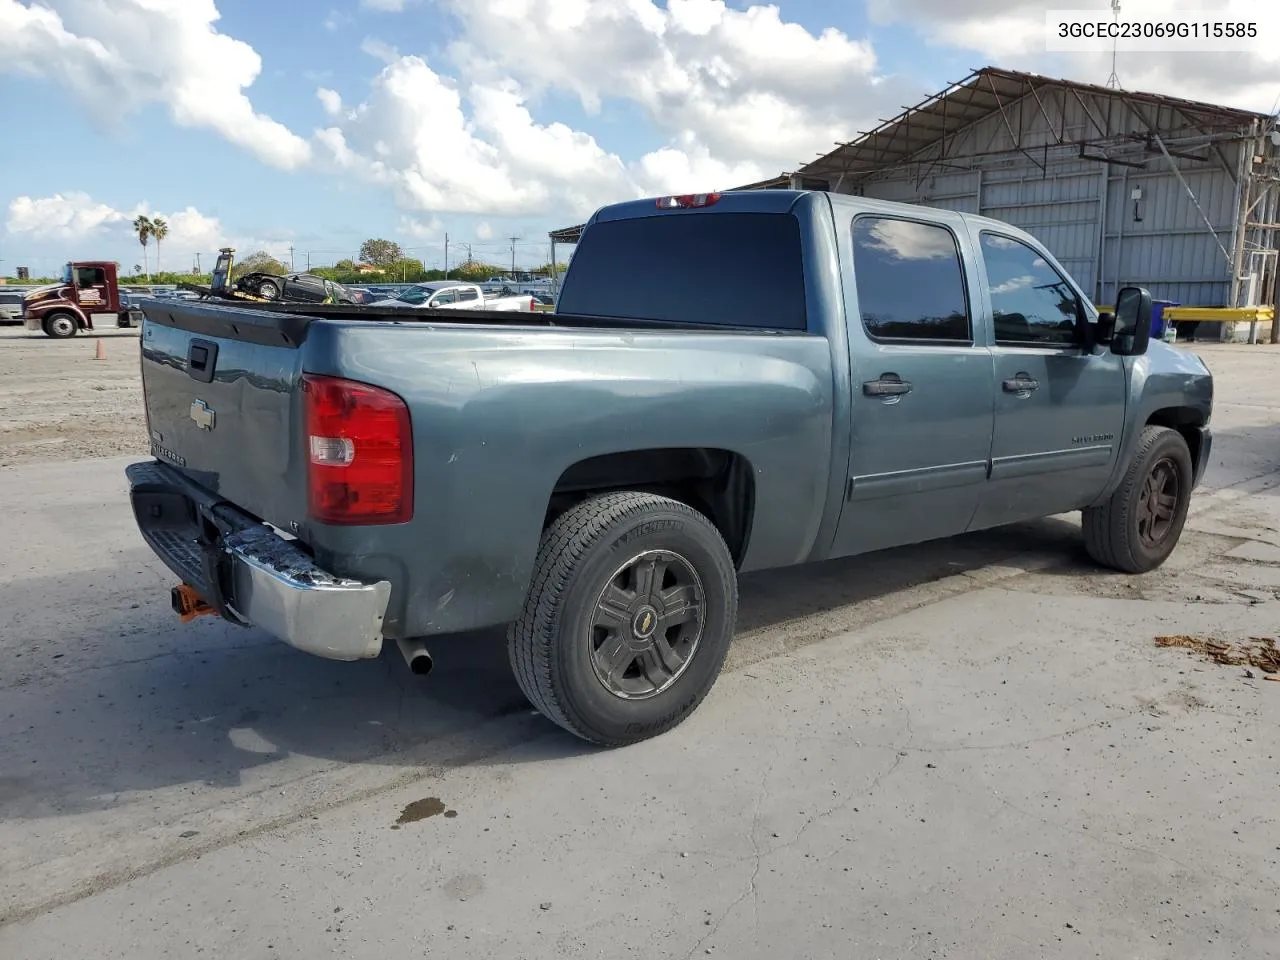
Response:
[151, 217, 169, 274]
[133, 215, 153, 281]
[359, 238, 404, 268]
[235, 251, 288, 276]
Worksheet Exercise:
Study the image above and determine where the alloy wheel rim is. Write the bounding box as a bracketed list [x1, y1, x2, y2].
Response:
[588, 549, 706, 700]
[1137, 457, 1180, 547]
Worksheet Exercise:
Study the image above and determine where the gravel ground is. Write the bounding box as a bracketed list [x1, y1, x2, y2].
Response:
[0, 327, 146, 467]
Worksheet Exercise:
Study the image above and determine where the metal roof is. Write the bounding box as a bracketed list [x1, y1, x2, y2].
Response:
[799, 66, 1272, 183]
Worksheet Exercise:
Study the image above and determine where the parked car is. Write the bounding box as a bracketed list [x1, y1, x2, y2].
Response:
[123, 189, 1212, 748]
[370, 280, 535, 311]
[0, 289, 26, 324]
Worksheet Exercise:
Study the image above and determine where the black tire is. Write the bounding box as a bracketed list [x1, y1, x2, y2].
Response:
[256, 278, 282, 300]
[1083, 425, 1193, 574]
[508, 491, 739, 747]
[43, 313, 78, 339]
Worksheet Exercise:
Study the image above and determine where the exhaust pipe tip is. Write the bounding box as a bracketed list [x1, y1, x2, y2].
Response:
[395, 638, 433, 676]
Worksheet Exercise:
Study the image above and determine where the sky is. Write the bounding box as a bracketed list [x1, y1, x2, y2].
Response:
[1, 0, 1278, 276]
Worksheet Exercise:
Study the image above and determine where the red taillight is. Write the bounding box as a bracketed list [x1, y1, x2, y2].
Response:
[303, 374, 413, 525]
[655, 192, 721, 209]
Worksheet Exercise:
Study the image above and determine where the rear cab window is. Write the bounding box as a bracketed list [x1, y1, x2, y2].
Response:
[850, 215, 972, 344]
[557, 212, 808, 330]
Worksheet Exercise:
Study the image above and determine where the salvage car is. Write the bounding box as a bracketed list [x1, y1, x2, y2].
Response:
[238, 270, 358, 304]
[123, 189, 1213, 747]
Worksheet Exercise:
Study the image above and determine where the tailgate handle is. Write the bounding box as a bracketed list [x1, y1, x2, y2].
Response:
[187, 338, 219, 383]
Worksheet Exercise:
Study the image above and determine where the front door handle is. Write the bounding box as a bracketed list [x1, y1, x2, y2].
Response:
[863, 375, 912, 397]
[1003, 374, 1039, 393]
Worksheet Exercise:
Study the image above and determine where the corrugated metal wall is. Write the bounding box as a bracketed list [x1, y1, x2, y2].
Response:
[848, 92, 1246, 308]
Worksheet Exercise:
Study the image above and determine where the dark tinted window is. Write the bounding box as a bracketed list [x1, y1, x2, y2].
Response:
[980, 233, 1082, 345]
[76, 267, 106, 287]
[851, 216, 970, 341]
[432, 290, 458, 305]
[457, 288, 479, 302]
[558, 212, 807, 330]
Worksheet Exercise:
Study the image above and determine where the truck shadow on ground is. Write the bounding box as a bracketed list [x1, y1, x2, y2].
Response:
[0, 513, 1095, 823]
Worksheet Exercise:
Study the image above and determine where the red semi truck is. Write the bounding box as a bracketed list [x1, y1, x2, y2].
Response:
[21, 261, 144, 338]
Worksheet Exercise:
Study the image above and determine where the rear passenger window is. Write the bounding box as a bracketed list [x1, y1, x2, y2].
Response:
[457, 288, 479, 302]
[851, 216, 970, 342]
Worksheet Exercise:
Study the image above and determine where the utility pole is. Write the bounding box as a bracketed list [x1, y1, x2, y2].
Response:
[194, 252, 201, 274]
[306, 251, 311, 271]
[464, 243, 472, 268]
[288, 245, 295, 272]
[444, 233, 449, 279]
[510, 236, 520, 278]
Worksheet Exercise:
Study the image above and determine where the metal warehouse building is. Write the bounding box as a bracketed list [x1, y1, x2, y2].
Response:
[551, 66, 1280, 339]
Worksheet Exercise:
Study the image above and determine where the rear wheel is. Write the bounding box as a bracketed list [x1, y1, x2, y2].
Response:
[1083, 425, 1193, 573]
[256, 278, 282, 300]
[508, 491, 739, 746]
[43, 313, 78, 339]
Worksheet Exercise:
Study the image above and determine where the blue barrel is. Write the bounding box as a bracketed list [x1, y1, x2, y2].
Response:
[1150, 300, 1180, 339]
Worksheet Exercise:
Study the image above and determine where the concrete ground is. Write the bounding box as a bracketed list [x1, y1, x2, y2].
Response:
[1, 339, 1279, 958]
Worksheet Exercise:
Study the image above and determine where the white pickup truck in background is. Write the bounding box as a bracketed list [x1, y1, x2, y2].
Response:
[371, 280, 536, 312]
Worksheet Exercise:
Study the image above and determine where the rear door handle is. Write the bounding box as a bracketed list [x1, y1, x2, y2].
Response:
[1003, 375, 1039, 393]
[863, 375, 912, 397]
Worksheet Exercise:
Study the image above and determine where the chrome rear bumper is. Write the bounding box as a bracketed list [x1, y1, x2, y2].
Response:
[125, 460, 391, 661]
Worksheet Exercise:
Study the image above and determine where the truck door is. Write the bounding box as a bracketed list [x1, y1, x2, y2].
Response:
[73, 264, 115, 326]
[966, 230, 1127, 529]
[831, 213, 996, 558]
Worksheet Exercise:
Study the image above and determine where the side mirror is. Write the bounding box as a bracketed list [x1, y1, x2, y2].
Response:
[1111, 285, 1152, 356]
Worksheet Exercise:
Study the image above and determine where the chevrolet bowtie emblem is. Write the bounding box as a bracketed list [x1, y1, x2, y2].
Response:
[189, 399, 216, 431]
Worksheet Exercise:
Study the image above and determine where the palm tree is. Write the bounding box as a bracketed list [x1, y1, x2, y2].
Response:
[133, 215, 153, 281]
[151, 217, 168, 276]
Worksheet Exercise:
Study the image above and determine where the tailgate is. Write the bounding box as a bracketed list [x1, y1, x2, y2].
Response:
[139, 302, 310, 530]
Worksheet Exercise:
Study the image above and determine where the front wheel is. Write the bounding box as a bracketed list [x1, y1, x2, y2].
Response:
[1083, 425, 1193, 573]
[43, 313, 78, 339]
[256, 279, 282, 300]
[508, 491, 739, 746]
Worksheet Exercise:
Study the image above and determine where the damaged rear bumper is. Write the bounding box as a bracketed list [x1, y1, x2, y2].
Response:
[125, 460, 391, 661]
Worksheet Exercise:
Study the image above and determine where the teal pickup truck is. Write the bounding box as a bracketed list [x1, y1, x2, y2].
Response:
[125, 189, 1213, 747]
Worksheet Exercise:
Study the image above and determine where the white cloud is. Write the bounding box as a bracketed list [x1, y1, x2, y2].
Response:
[5, 193, 293, 267]
[6, 193, 128, 239]
[360, 37, 400, 63]
[0, 0, 311, 169]
[361, 0, 407, 10]
[399, 216, 443, 239]
[317, 87, 343, 117]
[441, 0, 886, 176]
[313, 1, 907, 219]
[313, 56, 639, 219]
[475, 222, 494, 240]
[322, 9, 350, 32]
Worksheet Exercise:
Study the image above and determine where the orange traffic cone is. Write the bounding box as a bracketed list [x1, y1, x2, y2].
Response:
[94, 338, 106, 360]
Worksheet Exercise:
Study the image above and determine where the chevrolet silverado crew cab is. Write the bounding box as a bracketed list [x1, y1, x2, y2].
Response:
[124, 189, 1212, 747]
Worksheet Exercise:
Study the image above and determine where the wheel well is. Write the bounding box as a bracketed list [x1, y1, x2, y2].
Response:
[1146, 407, 1204, 464]
[545, 448, 756, 567]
